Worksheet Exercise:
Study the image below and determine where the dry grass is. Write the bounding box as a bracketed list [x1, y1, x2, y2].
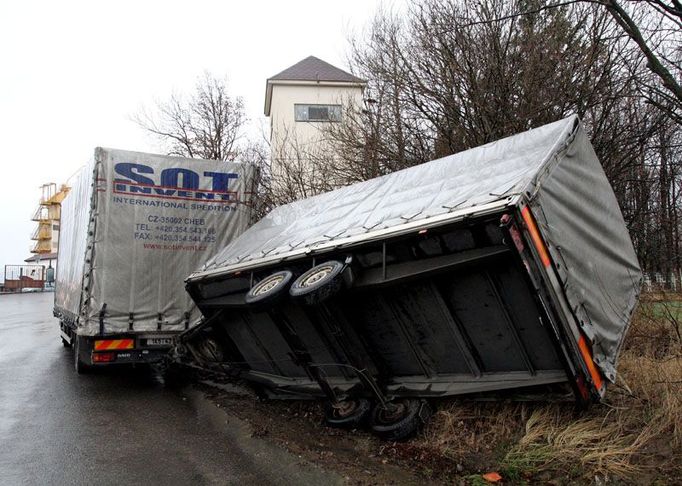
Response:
[411, 293, 682, 483]
[503, 410, 653, 477]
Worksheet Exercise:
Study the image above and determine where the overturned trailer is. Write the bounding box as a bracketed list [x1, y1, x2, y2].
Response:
[180, 115, 642, 440]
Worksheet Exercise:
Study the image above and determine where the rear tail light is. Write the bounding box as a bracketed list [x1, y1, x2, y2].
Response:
[92, 352, 116, 363]
[94, 339, 134, 351]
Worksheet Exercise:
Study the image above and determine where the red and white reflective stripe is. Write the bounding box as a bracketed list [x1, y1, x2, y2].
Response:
[521, 206, 552, 268]
[94, 339, 134, 351]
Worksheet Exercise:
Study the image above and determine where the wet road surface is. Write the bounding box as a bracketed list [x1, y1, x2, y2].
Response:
[0, 292, 339, 485]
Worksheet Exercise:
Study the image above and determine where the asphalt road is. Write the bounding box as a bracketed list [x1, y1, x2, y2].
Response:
[0, 292, 339, 486]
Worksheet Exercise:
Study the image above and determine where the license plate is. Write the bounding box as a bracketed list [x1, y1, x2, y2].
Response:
[146, 337, 174, 346]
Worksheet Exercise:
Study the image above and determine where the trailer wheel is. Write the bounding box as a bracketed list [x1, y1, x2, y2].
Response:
[245, 270, 294, 306]
[323, 398, 372, 429]
[193, 337, 223, 362]
[73, 336, 90, 374]
[369, 399, 432, 441]
[289, 260, 345, 305]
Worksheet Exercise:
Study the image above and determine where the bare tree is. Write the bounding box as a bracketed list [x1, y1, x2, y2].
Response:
[267, 118, 345, 204]
[600, 1, 682, 123]
[133, 72, 246, 161]
[327, 0, 630, 167]
[454, 0, 682, 123]
[320, 0, 682, 287]
[238, 138, 274, 221]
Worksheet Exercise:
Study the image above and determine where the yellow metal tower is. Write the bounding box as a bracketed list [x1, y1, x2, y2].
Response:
[30, 183, 70, 255]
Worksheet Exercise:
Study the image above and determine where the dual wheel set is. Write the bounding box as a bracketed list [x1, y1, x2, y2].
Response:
[245, 260, 433, 441]
[323, 397, 433, 441]
[245, 260, 348, 306]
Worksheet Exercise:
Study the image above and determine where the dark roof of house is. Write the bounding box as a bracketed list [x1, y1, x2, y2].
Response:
[25, 252, 57, 262]
[268, 56, 365, 84]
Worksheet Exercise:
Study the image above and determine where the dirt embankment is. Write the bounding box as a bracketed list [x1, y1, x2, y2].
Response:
[197, 383, 441, 486]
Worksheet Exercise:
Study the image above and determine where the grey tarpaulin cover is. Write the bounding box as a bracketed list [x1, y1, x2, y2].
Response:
[192, 115, 642, 379]
[55, 148, 254, 335]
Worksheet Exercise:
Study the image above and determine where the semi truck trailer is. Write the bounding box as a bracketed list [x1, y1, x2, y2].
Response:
[54, 147, 254, 372]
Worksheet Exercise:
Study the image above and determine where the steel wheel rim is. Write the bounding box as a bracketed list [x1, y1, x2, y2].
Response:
[253, 274, 284, 295]
[301, 265, 334, 287]
[377, 401, 408, 424]
[333, 400, 359, 418]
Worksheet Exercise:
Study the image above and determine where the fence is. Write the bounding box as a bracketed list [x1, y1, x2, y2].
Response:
[642, 271, 682, 292]
[3, 265, 45, 291]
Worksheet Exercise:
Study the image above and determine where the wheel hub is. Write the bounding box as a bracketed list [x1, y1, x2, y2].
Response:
[333, 400, 359, 418]
[377, 401, 407, 423]
[301, 265, 333, 287]
[254, 275, 283, 295]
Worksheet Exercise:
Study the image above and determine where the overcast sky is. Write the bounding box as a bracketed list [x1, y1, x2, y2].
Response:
[0, 0, 403, 274]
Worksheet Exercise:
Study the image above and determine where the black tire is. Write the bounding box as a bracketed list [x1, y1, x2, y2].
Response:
[323, 398, 372, 429]
[289, 261, 345, 305]
[73, 336, 90, 374]
[192, 337, 223, 362]
[369, 399, 432, 441]
[245, 270, 294, 306]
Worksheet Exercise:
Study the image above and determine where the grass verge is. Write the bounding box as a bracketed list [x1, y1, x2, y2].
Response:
[408, 293, 682, 483]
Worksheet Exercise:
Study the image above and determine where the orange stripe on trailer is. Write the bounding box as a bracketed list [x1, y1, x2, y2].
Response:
[578, 336, 604, 391]
[94, 339, 134, 350]
[521, 206, 552, 268]
[111, 339, 133, 350]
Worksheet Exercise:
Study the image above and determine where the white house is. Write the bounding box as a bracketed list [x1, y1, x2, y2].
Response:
[264, 56, 366, 187]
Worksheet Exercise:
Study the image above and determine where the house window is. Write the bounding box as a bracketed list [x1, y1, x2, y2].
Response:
[294, 104, 342, 122]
